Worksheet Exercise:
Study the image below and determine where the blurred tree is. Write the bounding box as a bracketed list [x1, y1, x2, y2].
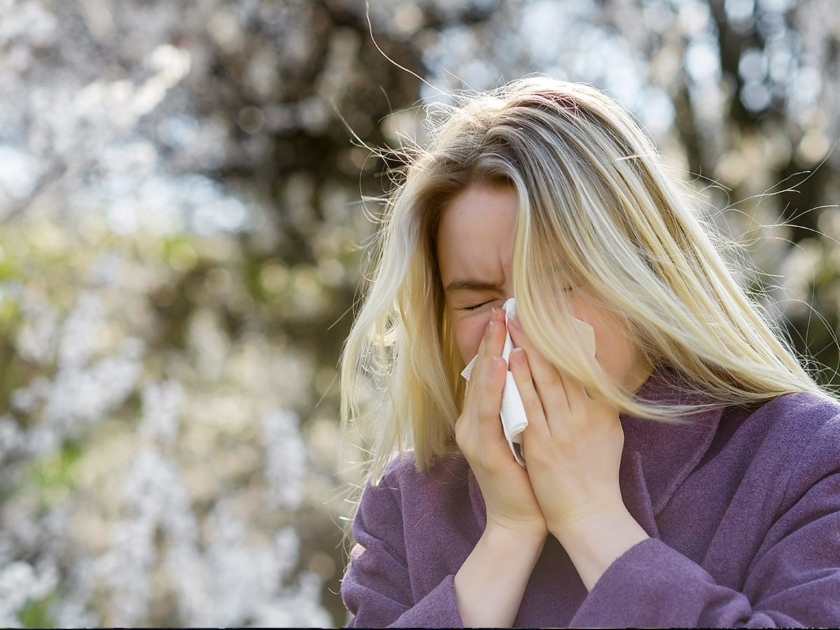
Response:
[0, 0, 500, 626]
[0, 0, 837, 627]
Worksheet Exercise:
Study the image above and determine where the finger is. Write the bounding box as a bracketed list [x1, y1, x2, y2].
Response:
[457, 355, 508, 458]
[474, 312, 509, 436]
[462, 309, 507, 421]
[508, 315, 571, 413]
[468, 307, 507, 389]
[508, 347, 550, 438]
[509, 314, 602, 413]
[477, 355, 507, 429]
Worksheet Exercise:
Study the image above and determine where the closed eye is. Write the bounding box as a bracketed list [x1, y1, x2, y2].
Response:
[462, 298, 504, 312]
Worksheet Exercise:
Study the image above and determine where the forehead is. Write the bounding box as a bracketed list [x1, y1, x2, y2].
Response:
[435, 185, 518, 286]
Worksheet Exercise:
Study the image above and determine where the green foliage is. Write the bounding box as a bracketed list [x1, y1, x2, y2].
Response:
[18, 591, 58, 628]
[29, 440, 82, 505]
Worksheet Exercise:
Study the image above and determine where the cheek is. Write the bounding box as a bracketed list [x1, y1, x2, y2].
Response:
[571, 301, 637, 383]
[596, 330, 633, 375]
[453, 314, 491, 363]
[590, 320, 638, 383]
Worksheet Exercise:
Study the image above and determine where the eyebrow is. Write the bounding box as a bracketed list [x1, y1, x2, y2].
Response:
[444, 278, 500, 294]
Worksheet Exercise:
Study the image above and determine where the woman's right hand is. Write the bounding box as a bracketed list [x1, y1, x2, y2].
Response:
[455, 306, 548, 540]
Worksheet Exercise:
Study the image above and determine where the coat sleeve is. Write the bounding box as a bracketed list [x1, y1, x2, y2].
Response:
[340, 473, 464, 628]
[571, 415, 840, 628]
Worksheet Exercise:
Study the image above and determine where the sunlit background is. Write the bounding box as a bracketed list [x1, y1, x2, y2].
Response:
[0, 0, 838, 626]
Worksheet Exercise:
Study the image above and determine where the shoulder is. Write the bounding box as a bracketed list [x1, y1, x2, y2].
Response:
[746, 390, 840, 441]
[353, 451, 473, 549]
[756, 389, 840, 417]
[705, 390, 840, 491]
[365, 451, 471, 508]
[379, 450, 422, 486]
[740, 391, 840, 499]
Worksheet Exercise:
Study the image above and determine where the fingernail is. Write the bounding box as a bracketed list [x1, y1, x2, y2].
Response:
[510, 315, 523, 331]
[511, 348, 526, 364]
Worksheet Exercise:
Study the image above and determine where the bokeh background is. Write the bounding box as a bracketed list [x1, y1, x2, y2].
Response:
[0, 0, 838, 626]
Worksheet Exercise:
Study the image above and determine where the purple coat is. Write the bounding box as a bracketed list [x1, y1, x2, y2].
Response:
[341, 373, 840, 627]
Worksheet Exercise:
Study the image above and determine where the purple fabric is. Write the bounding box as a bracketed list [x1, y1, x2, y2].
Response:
[341, 373, 840, 627]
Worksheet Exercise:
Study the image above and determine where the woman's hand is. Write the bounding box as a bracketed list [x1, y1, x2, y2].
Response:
[454, 307, 547, 626]
[507, 316, 649, 590]
[455, 307, 547, 540]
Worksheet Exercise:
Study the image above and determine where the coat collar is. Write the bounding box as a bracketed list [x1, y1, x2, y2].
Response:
[619, 369, 723, 536]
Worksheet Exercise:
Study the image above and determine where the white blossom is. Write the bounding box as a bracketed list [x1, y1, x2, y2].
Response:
[263, 410, 307, 510]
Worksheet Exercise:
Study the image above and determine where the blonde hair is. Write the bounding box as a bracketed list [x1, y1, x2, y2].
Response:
[341, 77, 821, 482]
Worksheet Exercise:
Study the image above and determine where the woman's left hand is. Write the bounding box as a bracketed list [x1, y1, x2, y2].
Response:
[507, 316, 649, 590]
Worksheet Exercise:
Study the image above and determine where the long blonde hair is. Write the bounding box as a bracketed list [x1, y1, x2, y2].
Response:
[341, 77, 821, 482]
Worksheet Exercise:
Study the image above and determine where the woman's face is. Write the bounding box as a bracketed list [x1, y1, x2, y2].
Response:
[435, 184, 649, 392]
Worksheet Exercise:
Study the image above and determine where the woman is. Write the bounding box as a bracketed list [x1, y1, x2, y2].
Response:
[339, 77, 840, 627]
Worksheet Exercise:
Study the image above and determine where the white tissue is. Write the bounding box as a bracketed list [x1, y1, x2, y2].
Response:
[499, 298, 528, 466]
[459, 298, 596, 467]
